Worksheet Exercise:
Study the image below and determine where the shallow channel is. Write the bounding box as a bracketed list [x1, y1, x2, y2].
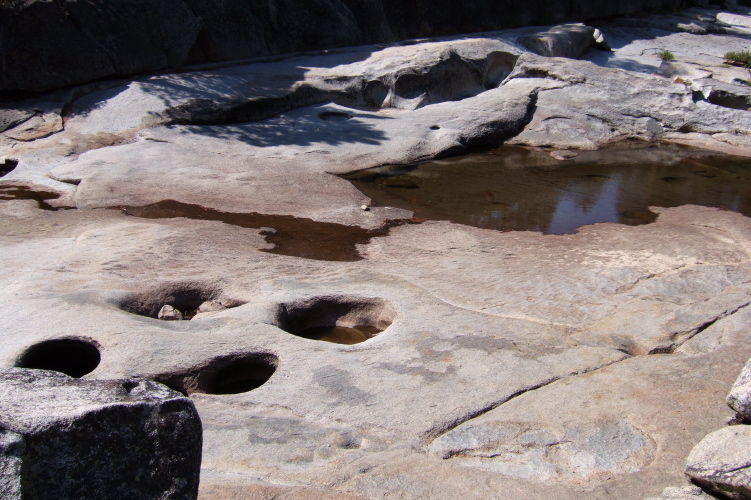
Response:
[345, 143, 751, 234]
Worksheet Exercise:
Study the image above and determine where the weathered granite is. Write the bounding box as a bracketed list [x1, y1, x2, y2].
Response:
[729, 358, 751, 420]
[0, 6, 749, 500]
[686, 425, 751, 499]
[0, 369, 202, 499]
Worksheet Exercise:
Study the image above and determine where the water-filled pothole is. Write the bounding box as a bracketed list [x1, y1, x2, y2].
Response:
[16, 338, 101, 378]
[275, 296, 396, 345]
[153, 352, 278, 395]
[344, 143, 751, 234]
[118, 200, 418, 261]
[0, 158, 18, 177]
[0, 184, 64, 210]
[116, 283, 243, 320]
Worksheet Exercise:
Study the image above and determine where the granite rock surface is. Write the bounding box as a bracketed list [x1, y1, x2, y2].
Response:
[1, 6, 751, 500]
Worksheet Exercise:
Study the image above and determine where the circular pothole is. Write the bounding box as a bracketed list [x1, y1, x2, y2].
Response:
[117, 283, 243, 321]
[318, 111, 351, 121]
[16, 338, 101, 378]
[154, 353, 278, 396]
[275, 296, 396, 345]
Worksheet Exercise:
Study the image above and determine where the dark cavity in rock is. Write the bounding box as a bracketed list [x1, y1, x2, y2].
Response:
[153, 352, 278, 395]
[116, 283, 240, 319]
[0, 184, 64, 210]
[344, 143, 751, 235]
[274, 296, 396, 345]
[0, 157, 18, 177]
[16, 338, 101, 378]
[118, 200, 416, 261]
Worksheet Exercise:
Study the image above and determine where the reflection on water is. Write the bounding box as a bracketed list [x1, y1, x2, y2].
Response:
[345, 143, 751, 234]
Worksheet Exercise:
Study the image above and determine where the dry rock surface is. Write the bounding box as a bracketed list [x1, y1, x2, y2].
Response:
[0, 369, 202, 499]
[1, 6, 751, 500]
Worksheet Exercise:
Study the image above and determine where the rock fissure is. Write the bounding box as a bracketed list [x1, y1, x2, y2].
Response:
[423, 355, 630, 445]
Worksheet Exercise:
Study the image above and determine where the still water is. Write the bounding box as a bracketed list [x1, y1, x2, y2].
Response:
[345, 143, 751, 234]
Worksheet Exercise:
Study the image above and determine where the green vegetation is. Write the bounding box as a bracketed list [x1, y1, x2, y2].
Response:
[724, 50, 751, 67]
[657, 50, 675, 62]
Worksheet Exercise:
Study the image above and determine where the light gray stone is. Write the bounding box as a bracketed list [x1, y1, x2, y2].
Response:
[158, 304, 184, 320]
[686, 426, 751, 500]
[728, 358, 751, 420]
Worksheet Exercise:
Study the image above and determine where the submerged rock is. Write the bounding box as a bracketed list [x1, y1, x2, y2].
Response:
[0, 368, 202, 499]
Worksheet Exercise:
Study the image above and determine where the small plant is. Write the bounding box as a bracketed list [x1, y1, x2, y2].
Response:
[657, 50, 675, 62]
[724, 50, 751, 67]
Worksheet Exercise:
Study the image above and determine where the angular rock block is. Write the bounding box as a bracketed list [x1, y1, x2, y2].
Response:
[728, 357, 751, 420]
[685, 426, 751, 500]
[0, 368, 202, 499]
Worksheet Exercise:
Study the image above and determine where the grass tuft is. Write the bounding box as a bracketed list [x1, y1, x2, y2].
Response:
[657, 50, 675, 62]
[725, 50, 751, 67]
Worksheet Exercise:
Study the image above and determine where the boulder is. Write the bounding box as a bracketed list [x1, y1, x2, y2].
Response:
[0, 368, 202, 499]
[685, 425, 751, 500]
[517, 24, 596, 59]
[728, 358, 751, 420]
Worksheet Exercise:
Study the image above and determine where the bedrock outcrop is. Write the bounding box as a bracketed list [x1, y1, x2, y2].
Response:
[1, 6, 751, 500]
[0, 369, 202, 499]
[0, 0, 732, 93]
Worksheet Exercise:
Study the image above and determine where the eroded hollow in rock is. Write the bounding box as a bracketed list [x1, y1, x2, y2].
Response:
[275, 296, 396, 344]
[16, 338, 101, 378]
[117, 283, 243, 320]
[154, 352, 279, 395]
[0, 158, 18, 177]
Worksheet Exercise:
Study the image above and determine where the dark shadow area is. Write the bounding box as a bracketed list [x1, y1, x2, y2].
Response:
[152, 352, 279, 396]
[345, 142, 751, 235]
[118, 200, 418, 261]
[169, 109, 391, 148]
[16, 338, 101, 378]
[0, 158, 18, 177]
[274, 296, 396, 345]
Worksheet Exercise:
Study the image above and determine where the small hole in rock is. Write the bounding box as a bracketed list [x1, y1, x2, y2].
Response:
[122, 380, 139, 392]
[17, 338, 101, 378]
[117, 283, 243, 320]
[276, 296, 396, 345]
[430, 125, 441, 130]
[318, 111, 351, 121]
[154, 353, 278, 395]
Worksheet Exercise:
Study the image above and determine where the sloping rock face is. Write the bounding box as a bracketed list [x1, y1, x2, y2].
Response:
[0, 369, 202, 499]
[0, 0, 712, 93]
